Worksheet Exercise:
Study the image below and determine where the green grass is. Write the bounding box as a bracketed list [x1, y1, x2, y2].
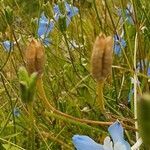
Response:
[0, 0, 150, 149]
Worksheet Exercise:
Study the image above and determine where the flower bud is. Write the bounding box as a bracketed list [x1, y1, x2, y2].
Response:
[58, 0, 66, 15]
[58, 14, 67, 32]
[18, 66, 38, 104]
[4, 6, 13, 25]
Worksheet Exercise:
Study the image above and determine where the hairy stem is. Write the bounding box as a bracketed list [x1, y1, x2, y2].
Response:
[27, 103, 35, 150]
[97, 80, 105, 113]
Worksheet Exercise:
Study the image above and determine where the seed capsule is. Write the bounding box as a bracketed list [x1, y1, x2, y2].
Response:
[91, 33, 113, 82]
[25, 38, 45, 76]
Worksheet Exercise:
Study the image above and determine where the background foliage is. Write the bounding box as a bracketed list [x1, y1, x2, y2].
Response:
[0, 0, 150, 149]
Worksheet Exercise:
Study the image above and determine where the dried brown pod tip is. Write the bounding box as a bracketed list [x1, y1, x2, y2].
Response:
[25, 38, 45, 76]
[91, 33, 113, 82]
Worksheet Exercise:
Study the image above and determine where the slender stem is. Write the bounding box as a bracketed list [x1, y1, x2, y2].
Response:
[131, 138, 142, 150]
[93, 0, 103, 31]
[96, 80, 105, 113]
[27, 103, 35, 150]
[0, 74, 16, 143]
[133, 33, 139, 143]
[63, 32, 81, 79]
[36, 78, 136, 131]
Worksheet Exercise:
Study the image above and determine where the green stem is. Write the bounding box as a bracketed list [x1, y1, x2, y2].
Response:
[93, 0, 103, 31]
[36, 78, 136, 131]
[96, 80, 105, 113]
[27, 103, 35, 150]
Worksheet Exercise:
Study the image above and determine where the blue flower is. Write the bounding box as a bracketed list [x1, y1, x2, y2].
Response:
[2, 40, 14, 52]
[137, 60, 150, 76]
[72, 121, 131, 150]
[72, 135, 103, 150]
[37, 12, 54, 45]
[126, 3, 134, 24]
[65, 2, 79, 18]
[13, 107, 20, 117]
[117, 3, 134, 25]
[108, 122, 130, 149]
[53, 2, 78, 26]
[114, 34, 126, 55]
[38, 12, 54, 37]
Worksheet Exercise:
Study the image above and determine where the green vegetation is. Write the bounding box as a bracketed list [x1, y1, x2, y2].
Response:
[0, 0, 150, 149]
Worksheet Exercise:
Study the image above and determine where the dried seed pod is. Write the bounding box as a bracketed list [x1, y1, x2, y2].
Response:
[25, 38, 45, 76]
[102, 36, 113, 79]
[91, 33, 113, 82]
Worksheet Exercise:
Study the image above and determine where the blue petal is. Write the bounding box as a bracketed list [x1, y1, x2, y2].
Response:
[137, 60, 150, 76]
[114, 44, 121, 55]
[53, 2, 78, 26]
[54, 13, 60, 21]
[38, 13, 54, 37]
[120, 38, 126, 47]
[126, 3, 134, 24]
[53, 4, 60, 14]
[38, 24, 47, 37]
[116, 3, 134, 25]
[46, 20, 55, 36]
[40, 12, 49, 23]
[148, 67, 150, 76]
[114, 139, 131, 150]
[38, 13, 48, 36]
[108, 121, 131, 149]
[108, 121, 124, 143]
[13, 107, 20, 117]
[126, 15, 134, 24]
[113, 35, 126, 55]
[66, 17, 71, 27]
[72, 135, 103, 150]
[65, 2, 78, 18]
[2, 40, 13, 52]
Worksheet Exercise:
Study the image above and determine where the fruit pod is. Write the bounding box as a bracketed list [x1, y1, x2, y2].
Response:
[90, 33, 113, 113]
[25, 38, 45, 76]
[138, 93, 150, 147]
[91, 33, 113, 82]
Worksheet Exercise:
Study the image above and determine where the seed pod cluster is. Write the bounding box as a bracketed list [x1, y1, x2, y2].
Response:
[25, 38, 45, 76]
[91, 33, 113, 82]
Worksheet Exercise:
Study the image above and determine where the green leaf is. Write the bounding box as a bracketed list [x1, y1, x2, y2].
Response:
[4, 6, 13, 25]
[20, 81, 29, 103]
[18, 67, 29, 84]
[3, 144, 21, 150]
